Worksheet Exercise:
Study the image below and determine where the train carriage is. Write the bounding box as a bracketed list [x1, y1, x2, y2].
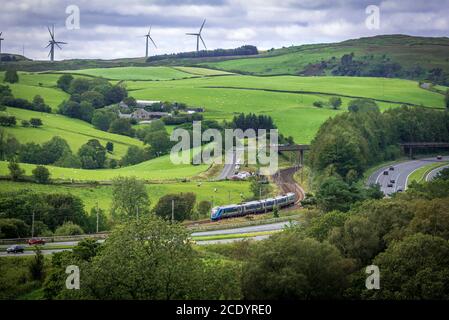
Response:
[211, 192, 296, 221]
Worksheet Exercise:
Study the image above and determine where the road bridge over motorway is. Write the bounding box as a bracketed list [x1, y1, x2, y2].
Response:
[401, 142, 449, 158]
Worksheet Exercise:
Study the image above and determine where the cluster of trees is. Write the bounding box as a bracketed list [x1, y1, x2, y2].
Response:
[308, 101, 449, 181]
[0, 190, 107, 238]
[229, 113, 276, 132]
[301, 53, 449, 85]
[0, 133, 110, 170]
[57, 75, 127, 124]
[0, 84, 51, 113]
[313, 96, 342, 110]
[34, 170, 449, 300]
[147, 45, 258, 62]
[0, 114, 43, 128]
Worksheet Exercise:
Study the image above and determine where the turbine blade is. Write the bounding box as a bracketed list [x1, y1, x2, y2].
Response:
[199, 19, 206, 33]
[148, 26, 151, 35]
[149, 36, 157, 48]
[45, 43, 51, 48]
[186, 33, 197, 35]
[200, 35, 207, 50]
[56, 41, 67, 44]
[56, 43, 62, 50]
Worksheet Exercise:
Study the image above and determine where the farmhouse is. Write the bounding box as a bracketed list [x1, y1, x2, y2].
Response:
[119, 108, 170, 120]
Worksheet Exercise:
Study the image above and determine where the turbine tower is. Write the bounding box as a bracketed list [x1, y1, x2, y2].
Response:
[144, 26, 157, 57]
[0, 32, 4, 56]
[186, 19, 207, 52]
[45, 25, 66, 62]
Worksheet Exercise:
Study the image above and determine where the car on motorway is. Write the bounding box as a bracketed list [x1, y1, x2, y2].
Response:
[28, 238, 46, 245]
[383, 170, 389, 175]
[6, 245, 25, 254]
[389, 166, 395, 171]
[390, 179, 395, 183]
[396, 188, 403, 192]
[387, 183, 394, 187]
[437, 155, 443, 160]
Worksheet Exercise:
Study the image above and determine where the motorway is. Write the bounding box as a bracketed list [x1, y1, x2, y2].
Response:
[426, 164, 449, 181]
[1, 221, 294, 256]
[217, 148, 237, 180]
[367, 156, 449, 195]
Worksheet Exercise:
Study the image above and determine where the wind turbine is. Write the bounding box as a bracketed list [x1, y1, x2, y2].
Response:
[45, 25, 67, 62]
[0, 32, 4, 56]
[144, 26, 157, 58]
[186, 19, 207, 52]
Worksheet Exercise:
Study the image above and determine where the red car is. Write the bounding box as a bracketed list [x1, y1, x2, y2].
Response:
[28, 238, 46, 245]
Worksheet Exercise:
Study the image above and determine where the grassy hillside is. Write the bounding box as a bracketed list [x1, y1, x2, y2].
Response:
[2, 107, 143, 158]
[125, 74, 443, 143]
[200, 35, 449, 78]
[0, 180, 251, 212]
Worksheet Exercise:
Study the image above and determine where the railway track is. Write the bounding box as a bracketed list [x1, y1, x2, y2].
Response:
[272, 166, 305, 208]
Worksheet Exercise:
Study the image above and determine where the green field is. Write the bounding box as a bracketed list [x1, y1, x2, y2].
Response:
[201, 35, 449, 76]
[2, 107, 143, 159]
[58, 66, 198, 81]
[0, 180, 251, 212]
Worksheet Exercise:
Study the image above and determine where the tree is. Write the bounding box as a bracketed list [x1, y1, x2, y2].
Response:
[91, 109, 118, 131]
[105, 141, 114, 153]
[197, 200, 212, 217]
[329, 96, 342, 110]
[0, 115, 16, 126]
[348, 99, 379, 113]
[53, 151, 81, 168]
[54, 216, 238, 300]
[249, 176, 272, 199]
[109, 118, 134, 136]
[121, 146, 149, 166]
[72, 238, 100, 261]
[144, 129, 171, 156]
[57, 74, 74, 92]
[8, 159, 24, 181]
[4, 69, 19, 83]
[315, 177, 363, 212]
[41, 136, 71, 164]
[54, 221, 84, 236]
[79, 101, 95, 122]
[104, 85, 127, 105]
[242, 232, 351, 299]
[32, 95, 50, 112]
[21, 120, 30, 127]
[69, 78, 90, 95]
[29, 118, 43, 128]
[32, 165, 51, 184]
[368, 233, 449, 299]
[0, 218, 29, 238]
[122, 96, 137, 107]
[111, 176, 149, 220]
[29, 247, 45, 281]
[81, 90, 105, 109]
[153, 193, 196, 222]
[78, 139, 106, 169]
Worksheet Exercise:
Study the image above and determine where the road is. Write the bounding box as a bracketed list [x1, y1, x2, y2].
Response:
[1, 222, 294, 256]
[367, 156, 449, 195]
[217, 148, 237, 180]
[425, 164, 449, 181]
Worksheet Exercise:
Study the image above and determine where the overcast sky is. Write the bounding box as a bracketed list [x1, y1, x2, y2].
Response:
[1, 0, 448, 60]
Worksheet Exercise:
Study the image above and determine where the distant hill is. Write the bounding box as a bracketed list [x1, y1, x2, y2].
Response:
[0, 53, 30, 62]
[199, 34, 449, 85]
[1, 35, 449, 85]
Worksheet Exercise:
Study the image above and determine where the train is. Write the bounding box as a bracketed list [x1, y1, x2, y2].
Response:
[210, 192, 296, 221]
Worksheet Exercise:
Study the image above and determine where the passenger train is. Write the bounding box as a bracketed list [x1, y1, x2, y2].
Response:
[210, 192, 296, 221]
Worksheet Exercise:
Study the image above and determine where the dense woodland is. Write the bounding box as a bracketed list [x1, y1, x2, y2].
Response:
[146, 45, 258, 62]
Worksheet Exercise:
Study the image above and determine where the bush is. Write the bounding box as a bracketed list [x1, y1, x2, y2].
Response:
[0, 218, 29, 238]
[8, 159, 24, 181]
[54, 222, 84, 236]
[21, 120, 30, 127]
[29, 247, 45, 281]
[0, 115, 16, 126]
[32, 165, 51, 184]
[29, 118, 43, 128]
[4, 69, 19, 84]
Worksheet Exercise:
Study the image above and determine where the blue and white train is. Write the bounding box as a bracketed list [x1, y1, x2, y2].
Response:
[210, 192, 296, 221]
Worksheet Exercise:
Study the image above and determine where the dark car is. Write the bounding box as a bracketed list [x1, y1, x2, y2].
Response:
[28, 238, 46, 245]
[437, 155, 443, 160]
[389, 166, 395, 171]
[387, 183, 393, 188]
[383, 170, 389, 175]
[390, 179, 396, 183]
[6, 245, 25, 254]
[397, 188, 403, 193]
